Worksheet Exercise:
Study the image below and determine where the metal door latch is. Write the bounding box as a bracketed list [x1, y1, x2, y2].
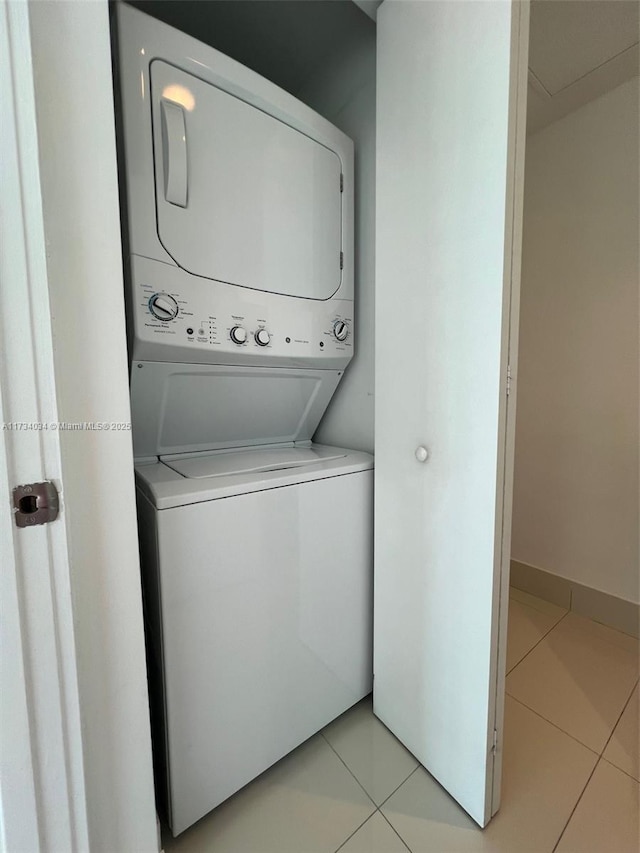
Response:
[12, 481, 59, 528]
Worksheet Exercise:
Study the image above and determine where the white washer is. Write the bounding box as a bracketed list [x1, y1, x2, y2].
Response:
[117, 4, 373, 837]
[136, 445, 373, 836]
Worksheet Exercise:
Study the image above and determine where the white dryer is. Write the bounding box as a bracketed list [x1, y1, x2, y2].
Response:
[116, 4, 373, 837]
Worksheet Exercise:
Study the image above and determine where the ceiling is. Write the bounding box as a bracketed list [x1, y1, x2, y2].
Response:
[527, 0, 639, 133]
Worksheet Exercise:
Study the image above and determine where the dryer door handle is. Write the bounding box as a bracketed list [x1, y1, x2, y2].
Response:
[160, 100, 188, 208]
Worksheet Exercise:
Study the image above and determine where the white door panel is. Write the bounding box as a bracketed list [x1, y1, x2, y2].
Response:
[1, 3, 88, 846]
[151, 61, 343, 300]
[375, 0, 528, 827]
[1, 2, 159, 849]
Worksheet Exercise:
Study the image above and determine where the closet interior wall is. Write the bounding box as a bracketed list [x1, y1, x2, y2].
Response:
[512, 76, 640, 618]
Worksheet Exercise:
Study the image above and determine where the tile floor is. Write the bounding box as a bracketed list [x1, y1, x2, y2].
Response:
[163, 589, 639, 852]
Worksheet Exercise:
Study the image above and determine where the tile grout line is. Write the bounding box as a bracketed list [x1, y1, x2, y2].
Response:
[551, 758, 601, 853]
[597, 677, 638, 759]
[378, 809, 413, 852]
[378, 765, 421, 810]
[550, 676, 639, 853]
[506, 609, 570, 676]
[511, 593, 640, 654]
[333, 811, 377, 853]
[320, 731, 379, 811]
[334, 808, 415, 853]
[509, 590, 569, 619]
[600, 755, 640, 784]
[320, 727, 421, 812]
[505, 693, 601, 755]
[320, 708, 422, 850]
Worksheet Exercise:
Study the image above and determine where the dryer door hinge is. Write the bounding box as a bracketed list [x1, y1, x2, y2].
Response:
[340, 173, 344, 193]
[492, 728, 498, 756]
[340, 251, 344, 270]
[506, 364, 512, 397]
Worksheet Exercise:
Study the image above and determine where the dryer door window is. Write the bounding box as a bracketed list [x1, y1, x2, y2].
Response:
[150, 61, 343, 301]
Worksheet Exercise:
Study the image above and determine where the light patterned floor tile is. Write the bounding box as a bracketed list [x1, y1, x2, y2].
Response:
[380, 697, 597, 852]
[322, 696, 419, 805]
[506, 612, 639, 752]
[559, 609, 639, 654]
[337, 812, 410, 853]
[555, 759, 640, 853]
[509, 588, 567, 620]
[603, 684, 639, 781]
[162, 735, 375, 853]
[506, 598, 566, 673]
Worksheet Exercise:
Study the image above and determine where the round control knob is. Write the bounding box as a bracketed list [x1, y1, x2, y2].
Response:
[255, 329, 271, 347]
[230, 325, 247, 345]
[333, 320, 349, 342]
[148, 292, 179, 322]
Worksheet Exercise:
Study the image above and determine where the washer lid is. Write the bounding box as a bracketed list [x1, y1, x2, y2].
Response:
[135, 444, 373, 509]
[162, 445, 346, 479]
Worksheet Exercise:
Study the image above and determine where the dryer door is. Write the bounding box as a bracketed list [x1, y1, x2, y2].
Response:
[150, 61, 343, 301]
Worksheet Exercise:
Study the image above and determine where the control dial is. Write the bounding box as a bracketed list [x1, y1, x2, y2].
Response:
[149, 292, 179, 322]
[333, 320, 349, 342]
[254, 329, 271, 347]
[230, 325, 247, 345]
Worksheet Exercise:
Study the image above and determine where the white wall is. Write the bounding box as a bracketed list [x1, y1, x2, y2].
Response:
[28, 2, 158, 849]
[300, 21, 376, 454]
[512, 77, 639, 604]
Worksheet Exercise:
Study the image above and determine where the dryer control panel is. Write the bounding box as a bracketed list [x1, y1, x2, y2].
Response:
[130, 255, 353, 371]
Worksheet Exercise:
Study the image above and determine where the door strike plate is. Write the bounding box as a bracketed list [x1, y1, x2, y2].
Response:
[12, 481, 59, 528]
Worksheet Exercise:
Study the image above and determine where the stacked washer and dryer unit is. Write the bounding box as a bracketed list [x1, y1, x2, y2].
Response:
[117, 3, 373, 836]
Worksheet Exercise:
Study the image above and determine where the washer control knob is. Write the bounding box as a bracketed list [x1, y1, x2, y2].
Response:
[333, 320, 349, 342]
[230, 325, 247, 345]
[255, 329, 271, 347]
[149, 293, 179, 322]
